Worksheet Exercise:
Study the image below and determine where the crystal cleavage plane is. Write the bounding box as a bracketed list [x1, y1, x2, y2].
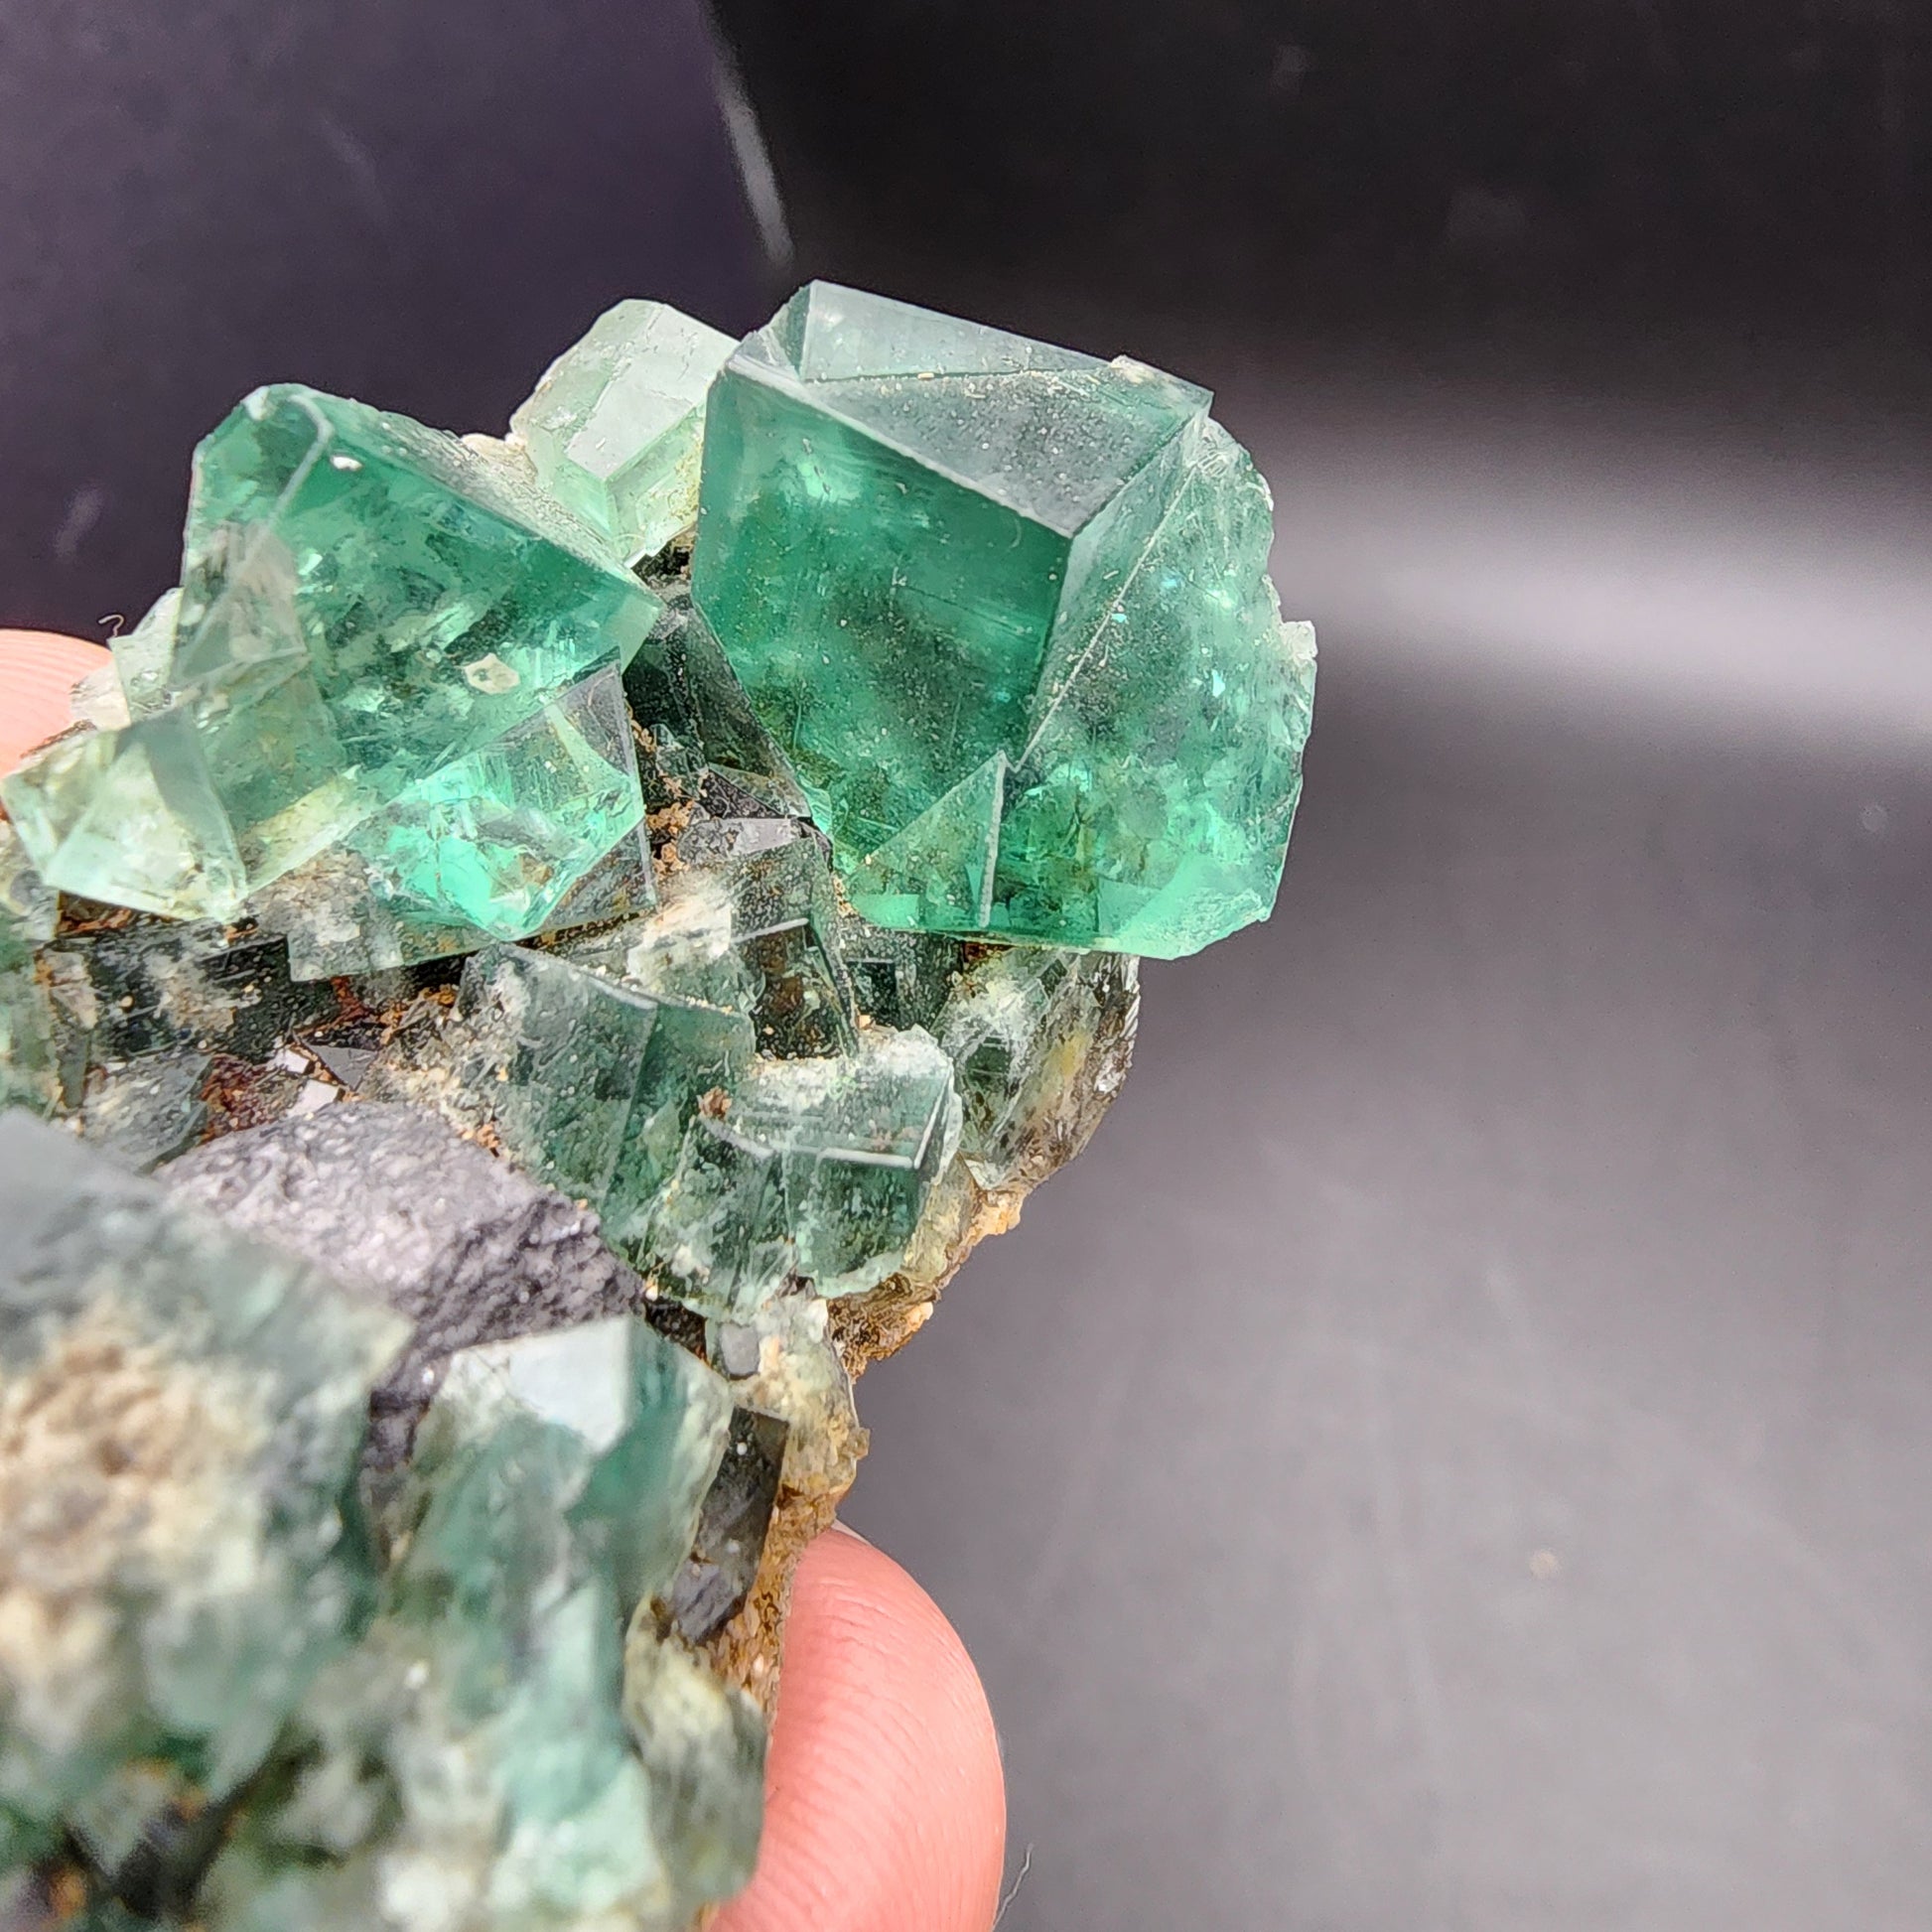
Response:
[0, 283, 1312, 1930]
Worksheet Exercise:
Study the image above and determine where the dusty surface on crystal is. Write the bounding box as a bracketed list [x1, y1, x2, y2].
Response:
[0, 285, 1305, 1929]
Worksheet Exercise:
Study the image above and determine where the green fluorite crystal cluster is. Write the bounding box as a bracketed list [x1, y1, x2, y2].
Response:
[0, 282, 1311, 1930]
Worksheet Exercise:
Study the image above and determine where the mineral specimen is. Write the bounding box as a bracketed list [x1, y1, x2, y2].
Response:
[693, 281, 1315, 956]
[196, 1319, 755, 1932]
[0, 281, 1311, 1930]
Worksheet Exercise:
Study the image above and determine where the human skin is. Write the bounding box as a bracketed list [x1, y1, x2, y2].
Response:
[0, 628, 1009, 1932]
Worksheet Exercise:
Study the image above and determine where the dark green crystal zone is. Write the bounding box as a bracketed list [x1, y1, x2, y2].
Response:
[0, 281, 1283, 1930]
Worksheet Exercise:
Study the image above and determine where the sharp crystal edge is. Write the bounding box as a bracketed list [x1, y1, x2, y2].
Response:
[0, 285, 1311, 1928]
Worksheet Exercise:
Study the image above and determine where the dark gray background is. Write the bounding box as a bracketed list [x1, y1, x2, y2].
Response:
[5, 3, 1931, 1926]
[846, 405, 1932, 1926]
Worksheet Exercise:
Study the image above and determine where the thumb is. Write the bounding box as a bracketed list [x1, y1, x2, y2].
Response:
[0, 628, 110, 772]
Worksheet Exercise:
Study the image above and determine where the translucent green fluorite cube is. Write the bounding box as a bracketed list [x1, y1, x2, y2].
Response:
[649, 1027, 960, 1315]
[409, 1317, 733, 1640]
[585, 830, 854, 1057]
[346, 662, 646, 940]
[1, 705, 251, 919]
[3, 385, 661, 919]
[938, 946, 1140, 1187]
[511, 301, 737, 565]
[692, 283, 1315, 957]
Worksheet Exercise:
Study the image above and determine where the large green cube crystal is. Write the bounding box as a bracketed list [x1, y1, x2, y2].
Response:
[455, 945, 755, 1260]
[692, 282, 1315, 956]
[511, 301, 737, 565]
[651, 1027, 960, 1314]
[199, 1319, 755, 1932]
[174, 386, 660, 793]
[0, 1112, 407, 1876]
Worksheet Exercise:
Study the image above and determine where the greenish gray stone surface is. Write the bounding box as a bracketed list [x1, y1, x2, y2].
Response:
[197, 1319, 752, 1932]
[0, 1111, 409, 1876]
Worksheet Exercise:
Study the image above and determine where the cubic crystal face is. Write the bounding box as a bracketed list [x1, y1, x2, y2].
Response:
[587, 830, 854, 1058]
[345, 662, 648, 941]
[2, 385, 660, 918]
[649, 1027, 961, 1316]
[0, 1112, 409, 1875]
[512, 301, 738, 565]
[938, 946, 1141, 1188]
[692, 282, 1315, 957]
[0, 826, 58, 1115]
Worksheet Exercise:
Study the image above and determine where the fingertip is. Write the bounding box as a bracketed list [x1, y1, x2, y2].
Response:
[0, 629, 110, 773]
[715, 1523, 1007, 1932]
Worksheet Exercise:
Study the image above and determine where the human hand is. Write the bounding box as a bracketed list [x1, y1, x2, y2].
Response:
[0, 630, 1009, 1932]
[715, 1524, 1006, 1932]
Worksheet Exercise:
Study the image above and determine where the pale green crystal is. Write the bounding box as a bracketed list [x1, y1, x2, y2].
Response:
[0, 826, 58, 1115]
[692, 282, 1315, 956]
[512, 301, 737, 565]
[1, 707, 248, 919]
[114, 588, 183, 721]
[0, 1111, 407, 1872]
[573, 829, 853, 1058]
[938, 947, 1140, 1187]
[346, 663, 646, 941]
[251, 823, 654, 984]
[0, 276, 1261, 1931]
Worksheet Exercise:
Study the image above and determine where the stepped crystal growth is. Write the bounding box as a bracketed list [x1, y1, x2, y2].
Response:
[0, 283, 1311, 1930]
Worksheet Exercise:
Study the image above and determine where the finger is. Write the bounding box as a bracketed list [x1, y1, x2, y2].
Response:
[0, 629, 110, 773]
[716, 1523, 1007, 1932]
